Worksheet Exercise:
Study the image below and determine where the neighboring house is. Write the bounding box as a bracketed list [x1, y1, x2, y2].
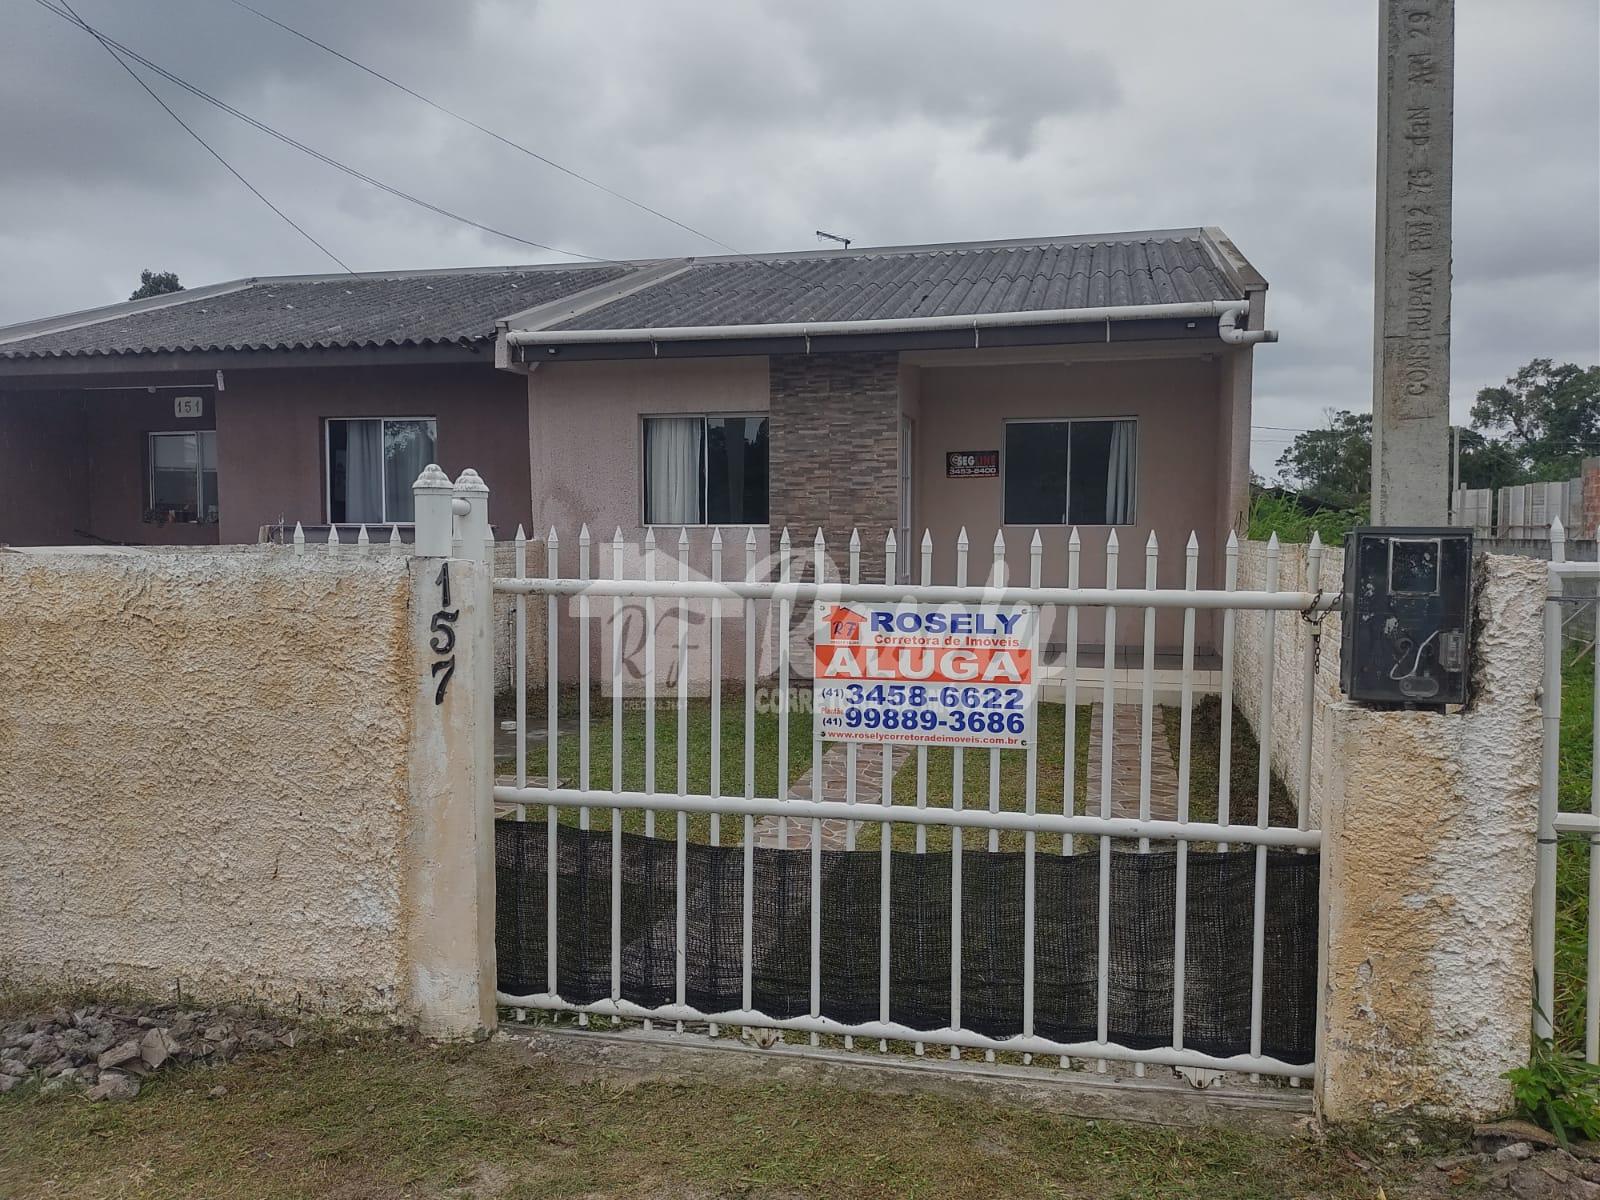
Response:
[0, 228, 1273, 651]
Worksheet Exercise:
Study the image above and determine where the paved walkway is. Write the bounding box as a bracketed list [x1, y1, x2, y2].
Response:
[754, 743, 913, 849]
[1084, 702, 1180, 823]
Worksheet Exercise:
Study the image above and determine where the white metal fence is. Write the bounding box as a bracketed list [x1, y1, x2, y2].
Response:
[1538, 518, 1600, 1062]
[488, 523, 1335, 1082]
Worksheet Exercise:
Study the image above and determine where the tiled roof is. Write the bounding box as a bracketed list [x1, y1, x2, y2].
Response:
[0, 229, 1259, 362]
[546, 234, 1243, 332]
[0, 265, 632, 359]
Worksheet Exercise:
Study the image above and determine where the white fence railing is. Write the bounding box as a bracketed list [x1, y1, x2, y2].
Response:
[489, 524, 1336, 1082]
[1538, 519, 1600, 1062]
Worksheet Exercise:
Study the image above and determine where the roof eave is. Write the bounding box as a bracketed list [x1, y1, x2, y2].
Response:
[508, 313, 1234, 364]
[0, 339, 496, 381]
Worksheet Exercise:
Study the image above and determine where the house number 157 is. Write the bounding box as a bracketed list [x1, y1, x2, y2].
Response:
[430, 563, 458, 705]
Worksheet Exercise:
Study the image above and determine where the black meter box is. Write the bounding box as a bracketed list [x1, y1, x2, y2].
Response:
[1339, 528, 1473, 708]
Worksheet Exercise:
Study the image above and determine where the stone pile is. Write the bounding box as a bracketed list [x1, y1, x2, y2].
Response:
[1447, 1121, 1600, 1198]
[0, 1004, 300, 1102]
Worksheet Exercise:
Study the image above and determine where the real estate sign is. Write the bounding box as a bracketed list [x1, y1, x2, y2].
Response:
[813, 602, 1038, 749]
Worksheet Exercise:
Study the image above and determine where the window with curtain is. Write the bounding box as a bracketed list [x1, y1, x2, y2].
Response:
[147, 430, 218, 524]
[1003, 418, 1136, 526]
[644, 414, 768, 525]
[327, 417, 437, 524]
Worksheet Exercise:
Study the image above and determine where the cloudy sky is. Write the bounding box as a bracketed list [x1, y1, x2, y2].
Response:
[3, 0, 1596, 475]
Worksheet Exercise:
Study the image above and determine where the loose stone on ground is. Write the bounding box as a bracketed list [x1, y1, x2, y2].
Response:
[0, 1002, 304, 1102]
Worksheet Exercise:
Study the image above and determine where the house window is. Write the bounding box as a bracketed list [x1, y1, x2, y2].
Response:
[1003, 418, 1136, 526]
[327, 417, 437, 525]
[643, 415, 768, 525]
[147, 430, 218, 524]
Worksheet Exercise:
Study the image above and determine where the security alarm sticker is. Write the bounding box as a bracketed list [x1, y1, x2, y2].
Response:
[814, 602, 1038, 748]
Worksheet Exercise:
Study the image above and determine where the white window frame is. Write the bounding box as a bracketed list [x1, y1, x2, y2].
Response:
[324, 415, 438, 526]
[146, 429, 218, 525]
[1000, 415, 1139, 527]
[640, 412, 769, 528]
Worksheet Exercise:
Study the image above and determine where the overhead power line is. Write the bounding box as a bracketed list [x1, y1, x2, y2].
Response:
[49, 0, 351, 272]
[34, 0, 621, 266]
[226, 0, 746, 259]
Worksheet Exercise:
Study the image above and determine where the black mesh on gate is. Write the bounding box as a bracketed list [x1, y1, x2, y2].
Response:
[495, 822, 1319, 1065]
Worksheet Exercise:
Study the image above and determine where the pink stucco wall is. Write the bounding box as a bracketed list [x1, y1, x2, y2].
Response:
[528, 356, 774, 574]
[216, 363, 531, 544]
[3, 363, 530, 548]
[908, 353, 1227, 650]
[0, 390, 90, 546]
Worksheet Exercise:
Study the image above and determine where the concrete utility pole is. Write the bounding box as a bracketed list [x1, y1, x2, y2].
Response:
[1371, 0, 1455, 524]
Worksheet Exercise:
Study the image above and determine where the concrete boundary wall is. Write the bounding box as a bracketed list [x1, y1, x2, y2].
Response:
[1231, 539, 1346, 824]
[0, 546, 494, 1035]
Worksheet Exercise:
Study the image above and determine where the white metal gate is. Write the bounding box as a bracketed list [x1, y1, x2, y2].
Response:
[491, 524, 1334, 1083]
[1537, 520, 1600, 1061]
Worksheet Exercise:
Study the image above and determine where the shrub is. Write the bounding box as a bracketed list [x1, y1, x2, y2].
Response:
[1504, 1035, 1600, 1145]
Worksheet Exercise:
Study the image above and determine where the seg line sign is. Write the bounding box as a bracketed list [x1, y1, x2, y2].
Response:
[813, 602, 1038, 748]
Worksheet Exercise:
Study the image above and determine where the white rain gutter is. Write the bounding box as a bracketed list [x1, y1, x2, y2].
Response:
[503, 298, 1278, 350]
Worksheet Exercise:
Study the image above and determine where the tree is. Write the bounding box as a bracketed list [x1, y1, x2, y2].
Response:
[129, 269, 183, 300]
[1471, 359, 1600, 481]
[1275, 409, 1371, 510]
[1455, 427, 1522, 493]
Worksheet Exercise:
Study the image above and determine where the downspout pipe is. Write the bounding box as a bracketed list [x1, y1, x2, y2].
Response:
[503, 299, 1278, 349]
[1217, 304, 1278, 345]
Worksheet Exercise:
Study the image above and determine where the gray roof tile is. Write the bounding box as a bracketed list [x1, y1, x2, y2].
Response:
[0, 264, 633, 359]
[0, 229, 1254, 362]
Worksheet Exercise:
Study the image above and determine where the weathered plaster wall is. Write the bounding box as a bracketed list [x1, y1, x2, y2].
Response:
[1315, 554, 1543, 1121]
[1232, 539, 1346, 822]
[0, 549, 417, 1011]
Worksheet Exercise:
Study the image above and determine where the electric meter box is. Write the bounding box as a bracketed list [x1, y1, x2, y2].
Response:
[1339, 528, 1473, 708]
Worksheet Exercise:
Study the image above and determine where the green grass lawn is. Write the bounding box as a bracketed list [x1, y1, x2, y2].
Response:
[1556, 650, 1597, 1054]
[505, 689, 1288, 855]
[0, 1019, 1478, 1200]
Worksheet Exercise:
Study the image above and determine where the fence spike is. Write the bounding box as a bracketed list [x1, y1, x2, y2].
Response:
[1266, 531, 1280, 551]
[514, 524, 527, 546]
[1030, 529, 1043, 550]
[885, 528, 897, 551]
[1227, 529, 1239, 549]
[1307, 530, 1322, 551]
[744, 527, 756, 548]
[921, 529, 933, 551]
[1106, 528, 1118, 552]
[357, 524, 370, 550]
[1187, 530, 1199, 552]
[849, 528, 861, 551]
[957, 526, 969, 547]
[327, 524, 341, 546]
[814, 527, 826, 547]
[292, 522, 305, 556]
[579, 523, 591, 547]
[993, 528, 1006, 554]
[678, 526, 690, 550]
[779, 528, 791, 551]
[642, 526, 655, 550]
[1068, 525, 1080, 548]
[711, 526, 723, 547]
[389, 523, 402, 549]
[548, 526, 561, 548]
[1146, 530, 1158, 552]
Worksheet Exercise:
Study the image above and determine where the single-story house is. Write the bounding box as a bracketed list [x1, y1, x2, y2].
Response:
[0, 228, 1274, 654]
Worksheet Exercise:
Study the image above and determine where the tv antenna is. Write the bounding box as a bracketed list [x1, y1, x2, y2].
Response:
[815, 229, 852, 250]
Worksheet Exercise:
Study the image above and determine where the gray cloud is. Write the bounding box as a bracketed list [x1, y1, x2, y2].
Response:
[1, 0, 1595, 478]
